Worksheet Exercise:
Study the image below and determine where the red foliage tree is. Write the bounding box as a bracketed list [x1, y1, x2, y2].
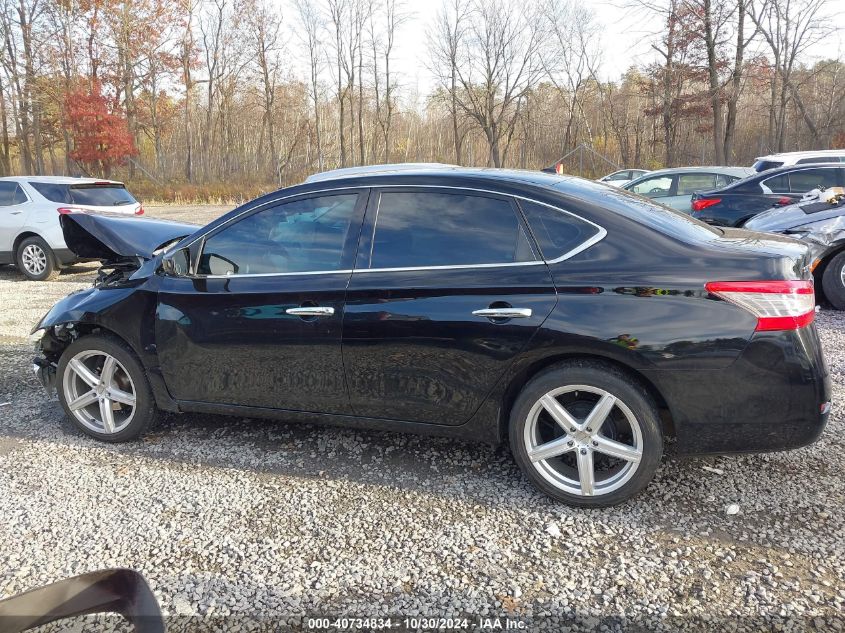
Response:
[65, 83, 136, 177]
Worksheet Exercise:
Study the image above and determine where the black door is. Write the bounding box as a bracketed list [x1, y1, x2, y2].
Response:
[342, 188, 558, 426]
[155, 190, 367, 413]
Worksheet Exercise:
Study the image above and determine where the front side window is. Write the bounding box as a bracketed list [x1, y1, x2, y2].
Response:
[787, 168, 840, 193]
[630, 176, 673, 198]
[197, 193, 359, 275]
[519, 200, 601, 261]
[369, 191, 535, 269]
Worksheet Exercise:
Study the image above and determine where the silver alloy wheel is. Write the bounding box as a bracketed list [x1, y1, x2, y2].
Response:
[840, 260, 845, 287]
[62, 350, 136, 434]
[523, 385, 643, 497]
[21, 244, 47, 275]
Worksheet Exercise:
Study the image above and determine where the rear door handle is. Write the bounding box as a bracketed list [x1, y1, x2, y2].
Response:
[286, 306, 335, 317]
[472, 308, 532, 319]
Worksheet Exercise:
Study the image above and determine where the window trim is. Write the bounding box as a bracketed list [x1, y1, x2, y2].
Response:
[183, 184, 607, 278]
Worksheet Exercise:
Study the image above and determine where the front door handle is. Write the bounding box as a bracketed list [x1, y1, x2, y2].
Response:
[472, 308, 532, 319]
[286, 306, 335, 317]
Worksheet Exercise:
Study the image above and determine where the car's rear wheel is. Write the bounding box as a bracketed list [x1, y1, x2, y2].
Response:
[821, 250, 845, 311]
[509, 361, 663, 507]
[57, 334, 158, 442]
[15, 236, 57, 281]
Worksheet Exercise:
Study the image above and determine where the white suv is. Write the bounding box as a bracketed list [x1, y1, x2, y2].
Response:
[0, 176, 143, 280]
[753, 150, 845, 173]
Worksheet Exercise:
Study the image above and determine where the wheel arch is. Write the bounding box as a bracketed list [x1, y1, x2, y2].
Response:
[499, 352, 675, 442]
[813, 242, 845, 304]
[13, 231, 59, 266]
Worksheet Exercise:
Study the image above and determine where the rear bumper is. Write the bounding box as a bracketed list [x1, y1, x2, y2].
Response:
[645, 325, 831, 454]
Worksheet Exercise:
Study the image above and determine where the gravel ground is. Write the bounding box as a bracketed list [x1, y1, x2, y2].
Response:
[0, 206, 843, 631]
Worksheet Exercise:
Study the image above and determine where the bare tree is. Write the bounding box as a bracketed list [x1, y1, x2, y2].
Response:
[432, 0, 546, 167]
[294, 0, 324, 170]
[749, 0, 833, 150]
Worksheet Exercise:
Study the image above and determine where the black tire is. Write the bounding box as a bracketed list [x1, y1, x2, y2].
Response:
[509, 360, 663, 507]
[821, 251, 845, 311]
[15, 236, 57, 281]
[57, 334, 158, 442]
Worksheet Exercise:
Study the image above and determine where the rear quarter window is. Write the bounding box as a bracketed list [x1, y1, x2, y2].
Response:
[519, 200, 601, 261]
[29, 182, 72, 203]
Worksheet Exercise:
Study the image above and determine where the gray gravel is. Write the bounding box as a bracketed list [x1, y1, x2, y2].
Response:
[0, 207, 843, 631]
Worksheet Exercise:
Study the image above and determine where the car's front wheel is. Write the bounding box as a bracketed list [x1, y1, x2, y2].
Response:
[822, 250, 845, 311]
[57, 334, 158, 442]
[509, 361, 663, 507]
[16, 236, 58, 281]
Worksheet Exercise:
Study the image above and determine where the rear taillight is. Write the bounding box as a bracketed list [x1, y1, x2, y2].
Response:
[57, 207, 84, 214]
[705, 280, 815, 331]
[692, 198, 720, 212]
[135, 206, 145, 215]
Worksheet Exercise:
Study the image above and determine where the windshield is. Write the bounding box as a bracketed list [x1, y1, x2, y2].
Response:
[29, 181, 137, 206]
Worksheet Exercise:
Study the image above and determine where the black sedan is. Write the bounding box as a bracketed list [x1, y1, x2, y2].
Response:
[31, 167, 831, 507]
[691, 163, 845, 226]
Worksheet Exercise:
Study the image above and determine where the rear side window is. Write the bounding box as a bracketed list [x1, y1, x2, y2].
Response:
[787, 168, 840, 193]
[676, 173, 719, 195]
[29, 182, 71, 203]
[0, 182, 26, 206]
[519, 200, 601, 261]
[760, 174, 789, 193]
[369, 191, 535, 269]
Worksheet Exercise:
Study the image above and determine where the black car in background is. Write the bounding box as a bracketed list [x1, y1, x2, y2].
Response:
[691, 163, 845, 226]
[31, 167, 831, 507]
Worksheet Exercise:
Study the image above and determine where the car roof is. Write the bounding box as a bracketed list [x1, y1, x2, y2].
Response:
[305, 163, 460, 183]
[756, 149, 845, 160]
[743, 162, 843, 178]
[0, 175, 124, 185]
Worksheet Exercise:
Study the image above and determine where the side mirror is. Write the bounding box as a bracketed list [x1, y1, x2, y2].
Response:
[162, 247, 191, 276]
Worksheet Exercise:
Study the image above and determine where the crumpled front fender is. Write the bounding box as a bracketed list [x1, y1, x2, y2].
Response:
[31, 286, 137, 334]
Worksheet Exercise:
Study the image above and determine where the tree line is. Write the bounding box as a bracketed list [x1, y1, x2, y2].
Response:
[0, 0, 842, 199]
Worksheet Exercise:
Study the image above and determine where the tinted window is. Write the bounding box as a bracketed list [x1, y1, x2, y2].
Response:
[70, 185, 136, 206]
[677, 173, 719, 195]
[796, 156, 845, 164]
[28, 182, 136, 206]
[715, 174, 736, 188]
[0, 182, 26, 206]
[520, 200, 600, 260]
[630, 175, 673, 198]
[787, 168, 840, 193]
[29, 182, 72, 203]
[753, 160, 784, 172]
[606, 171, 630, 181]
[760, 174, 789, 193]
[370, 191, 534, 269]
[197, 193, 359, 275]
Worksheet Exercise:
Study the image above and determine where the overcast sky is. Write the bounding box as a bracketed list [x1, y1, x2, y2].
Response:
[385, 0, 844, 102]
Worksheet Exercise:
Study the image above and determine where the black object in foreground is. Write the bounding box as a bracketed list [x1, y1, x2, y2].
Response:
[0, 568, 163, 632]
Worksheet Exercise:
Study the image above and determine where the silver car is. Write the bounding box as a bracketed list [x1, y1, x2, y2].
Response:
[622, 166, 756, 212]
